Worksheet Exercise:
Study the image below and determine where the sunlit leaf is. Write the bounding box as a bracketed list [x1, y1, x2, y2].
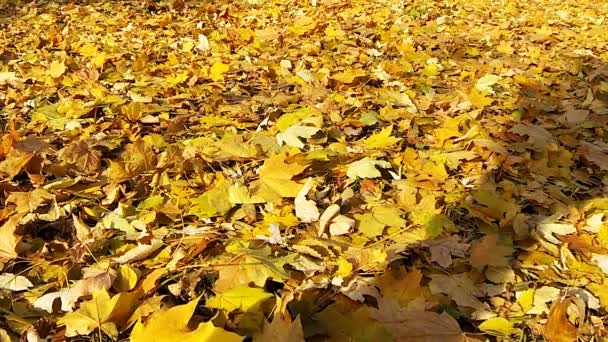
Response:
[131, 297, 242, 342]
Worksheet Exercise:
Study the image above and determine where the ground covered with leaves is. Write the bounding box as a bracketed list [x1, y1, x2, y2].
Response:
[1, 0, 608, 340]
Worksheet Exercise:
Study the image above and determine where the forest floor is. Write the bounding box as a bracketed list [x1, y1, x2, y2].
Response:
[1, 0, 608, 340]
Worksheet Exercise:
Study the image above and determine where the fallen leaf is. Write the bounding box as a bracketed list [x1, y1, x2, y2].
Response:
[469, 234, 513, 269]
[475, 74, 501, 93]
[346, 158, 391, 179]
[478, 317, 514, 336]
[537, 222, 577, 244]
[529, 286, 561, 315]
[210, 61, 230, 82]
[253, 153, 309, 202]
[206, 286, 273, 312]
[112, 239, 164, 264]
[427, 236, 470, 268]
[332, 69, 367, 83]
[376, 267, 423, 305]
[68, 265, 116, 306]
[58, 141, 101, 175]
[578, 142, 608, 171]
[370, 299, 466, 342]
[289, 16, 317, 36]
[277, 125, 320, 149]
[59, 289, 139, 338]
[188, 183, 233, 219]
[131, 296, 242, 342]
[34, 289, 72, 313]
[48, 60, 67, 78]
[329, 215, 355, 236]
[587, 281, 608, 309]
[256, 223, 285, 245]
[0, 71, 17, 84]
[254, 314, 304, 342]
[114, 264, 139, 292]
[362, 125, 402, 149]
[0, 273, 33, 291]
[511, 124, 557, 151]
[543, 298, 577, 342]
[6, 189, 55, 214]
[294, 178, 320, 223]
[0, 215, 21, 261]
[0, 150, 34, 179]
[315, 302, 392, 341]
[196, 34, 210, 52]
[429, 273, 484, 308]
[319, 203, 340, 236]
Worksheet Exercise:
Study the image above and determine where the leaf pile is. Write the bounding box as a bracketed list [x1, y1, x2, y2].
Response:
[1, 0, 608, 340]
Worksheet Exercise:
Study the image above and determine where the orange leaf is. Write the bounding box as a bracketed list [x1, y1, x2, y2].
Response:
[543, 298, 577, 342]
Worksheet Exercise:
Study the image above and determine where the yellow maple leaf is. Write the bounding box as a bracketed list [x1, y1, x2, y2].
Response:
[289, 16, 316, 36]
[210, 61, 230, 82]
[468, 87, 493, 109]
[92, 52, 107, 68]
[59, 289, 139, 338]
[252, 153, 309, 202]
[496, 41, 514, 54]
[79, 43, 98, 57]
[362, 125, 402, 149]
[478, 317, 514, 336]
[588, 281, 608, 309]
[131, 297, 242, 342]
[332, 69, 367, 83]
[166, 71, 190, 87]
[206, 286, 273, 312]
[48, 60, 66, 78]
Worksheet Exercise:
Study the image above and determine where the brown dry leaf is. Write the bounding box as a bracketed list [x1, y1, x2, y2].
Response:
[560, 107, 589, 126]
[469, 234, 513, 270]
[370, 298, 467, 342]
[69, 265, 117, 305]
[426, 236, 470, 268]
[578, 142, 608, 171]
[123, 139, 157, 175]
[511, 124, 557, 151]
[59, 141, 101, 175]
[429, 273, 484, 309]
[543, 298, 578, 342]
[6, 189, 55, 214]
[376, 266, 424, 305]
[255, 314, 304, 342]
